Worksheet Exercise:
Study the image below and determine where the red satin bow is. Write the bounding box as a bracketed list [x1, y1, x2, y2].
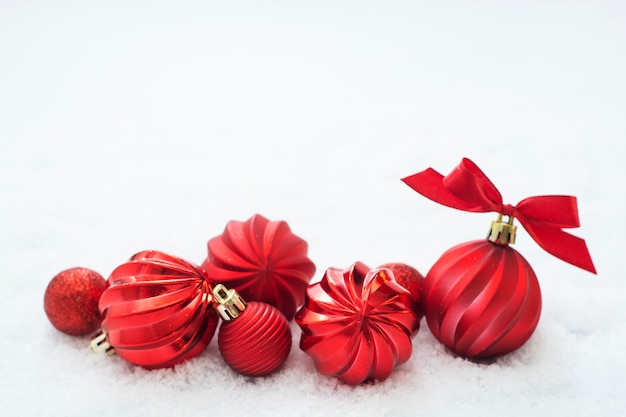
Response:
[402, 158, 596, 274]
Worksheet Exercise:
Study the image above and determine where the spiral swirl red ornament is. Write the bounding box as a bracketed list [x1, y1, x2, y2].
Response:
[202, 214, 316, 320]
[421, 240, 541, 359]
[98, 250, 219, 369]
[403, 158, 596, 359]
[295, 262, 419, 385]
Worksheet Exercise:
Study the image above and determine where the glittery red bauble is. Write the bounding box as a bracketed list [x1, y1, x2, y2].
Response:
[218, 301, 292, 377]
[44, 267, 107, 336]
[99, 250, 219, 369]
[421, 240, 541, 359]
[379, 262, 424, 319]
[202, 214, 316, 320]
[296, 262, 419, 385]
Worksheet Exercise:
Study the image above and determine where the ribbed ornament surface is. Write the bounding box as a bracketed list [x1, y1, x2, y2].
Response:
[99, 250, 219, 369]
[296, 262, 419, 385]
[202, 214, 316, 320]
[218, 301, 292, 376]
[421, 240, 542, 359]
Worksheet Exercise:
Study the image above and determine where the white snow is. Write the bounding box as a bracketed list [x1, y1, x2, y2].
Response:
[1, 1, 625, 416]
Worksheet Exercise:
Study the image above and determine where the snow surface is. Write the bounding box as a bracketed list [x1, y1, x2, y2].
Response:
[1, 1, 625, 416]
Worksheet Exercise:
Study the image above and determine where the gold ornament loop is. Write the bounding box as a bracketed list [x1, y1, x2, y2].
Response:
[213, 284, 247, 321]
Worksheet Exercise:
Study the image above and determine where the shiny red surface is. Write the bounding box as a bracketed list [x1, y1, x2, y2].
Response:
[218, 301, 291, 377]
[99, 250, 219, 369]
[421, 240, 541, 359]
[296, 262, 419, 385]
[202, 214, 316, 320]
[402, 157, 596, 273]
[378, 262, 424, 319]
[44, 267, 107, 336]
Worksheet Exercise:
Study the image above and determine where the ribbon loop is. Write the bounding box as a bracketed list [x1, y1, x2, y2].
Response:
[402, 158, 596, 274]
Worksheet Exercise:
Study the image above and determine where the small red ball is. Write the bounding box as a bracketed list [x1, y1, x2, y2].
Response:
[44, 267, 107, 336]
[218, 301, 292, 377]
[379, 262, 424, 319]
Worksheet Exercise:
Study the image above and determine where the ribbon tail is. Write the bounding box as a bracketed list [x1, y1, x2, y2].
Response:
[521, 218, 597, 274]
[515, 196, 581, 229]
[401, 168, 490, 212]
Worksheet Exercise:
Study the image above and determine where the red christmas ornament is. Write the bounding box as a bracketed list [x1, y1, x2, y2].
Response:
[422, 237, 541, 358]
[402, 158, 596, 359]
[95, 250, 219, 369]
[213, 284, 291, 376]
[295, 262, 419, 385]
[202, 214, 316, 320]
[378, 262, 424, 319]
[44, 267, 107, 336]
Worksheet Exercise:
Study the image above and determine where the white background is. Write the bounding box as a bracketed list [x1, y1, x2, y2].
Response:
[1, 1, 625, 416]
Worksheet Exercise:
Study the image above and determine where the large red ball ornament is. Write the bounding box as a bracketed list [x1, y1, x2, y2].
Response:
[97, 250, 219, 369]
[213, 285, 291, 376]
[403, 158, 596, 360]
[296, 262, 419, 385]
[202, 214, 316, 320]
[422, 237, 541, 359]
[44, 267, 107, 336]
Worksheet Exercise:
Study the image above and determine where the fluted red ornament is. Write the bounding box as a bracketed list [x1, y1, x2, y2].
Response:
[295, 262, 419, 385]
[403, 158, 596, 359]
[96, 250, 219, 369]
[213, 284, 291, 377]
[202, 214, 316, 320]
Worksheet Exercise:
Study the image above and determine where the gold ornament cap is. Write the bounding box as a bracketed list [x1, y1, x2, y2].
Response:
[212, 284, 247, 321]
[488, 213, 517, 245]
[89, 330, 116, 356]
